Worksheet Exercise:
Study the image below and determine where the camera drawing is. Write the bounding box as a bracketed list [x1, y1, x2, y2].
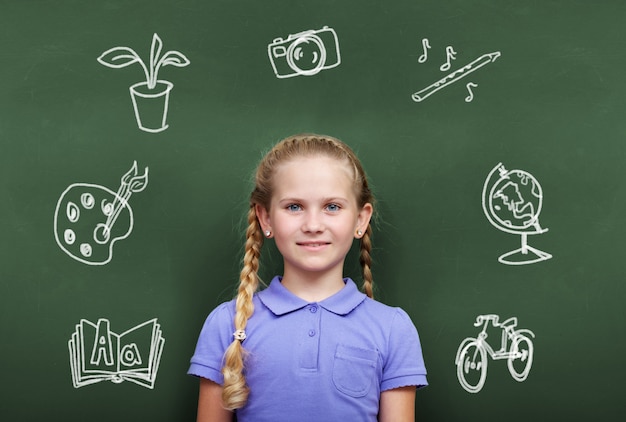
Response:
[268, 26, 341, 78]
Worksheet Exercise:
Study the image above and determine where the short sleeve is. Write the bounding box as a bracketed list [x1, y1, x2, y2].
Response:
[187, 302, 235, 384]
[380, 308, 428, 392]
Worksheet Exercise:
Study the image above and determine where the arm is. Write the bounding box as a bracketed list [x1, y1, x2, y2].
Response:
[378, 386, 416, 422]
[196, 378, 234, 422]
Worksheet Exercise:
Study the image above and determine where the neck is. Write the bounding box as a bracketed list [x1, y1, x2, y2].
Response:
[280, 269, 346, 302]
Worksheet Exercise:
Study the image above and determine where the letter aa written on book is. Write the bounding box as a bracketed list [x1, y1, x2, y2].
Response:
[68, 318, 165, 389]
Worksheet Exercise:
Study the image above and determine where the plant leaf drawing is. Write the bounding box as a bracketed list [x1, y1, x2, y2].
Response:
[149, 33, 163, 88]
[97, 47, 143, 68]
[159, 51, 191, 68]
[98, 33, 190, 89]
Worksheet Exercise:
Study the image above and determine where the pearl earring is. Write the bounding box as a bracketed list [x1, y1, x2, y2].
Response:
[356, 229, 363, 237]
[265, 230, 271, 237]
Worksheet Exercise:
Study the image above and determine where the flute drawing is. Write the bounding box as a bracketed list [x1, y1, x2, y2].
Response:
[412, 51, 501, 102]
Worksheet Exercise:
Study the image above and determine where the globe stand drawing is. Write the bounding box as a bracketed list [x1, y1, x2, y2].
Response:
[482, 163, 552, 266]
[498, 232, 552, 265]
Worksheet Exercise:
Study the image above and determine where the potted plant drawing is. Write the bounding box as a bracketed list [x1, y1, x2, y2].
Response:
[98, 33, 190, 133]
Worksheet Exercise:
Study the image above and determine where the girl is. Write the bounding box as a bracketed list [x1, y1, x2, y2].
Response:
[188, 134, 427, 421]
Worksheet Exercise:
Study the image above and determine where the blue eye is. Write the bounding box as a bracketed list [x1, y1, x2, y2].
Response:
[287, 204, 302, 212]
[326, 203, 341, 212]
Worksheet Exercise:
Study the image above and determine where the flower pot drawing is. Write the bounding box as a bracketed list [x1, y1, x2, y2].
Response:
[98, 33, 190, 134]
[129, 80, 173, 133]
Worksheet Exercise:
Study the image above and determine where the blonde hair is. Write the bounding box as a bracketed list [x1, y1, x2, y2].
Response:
[221, 134, 375, 410]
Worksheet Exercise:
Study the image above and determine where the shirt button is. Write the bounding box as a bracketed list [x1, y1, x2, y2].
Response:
[308, 329, 316, 337]
[310, 305, 318, 313]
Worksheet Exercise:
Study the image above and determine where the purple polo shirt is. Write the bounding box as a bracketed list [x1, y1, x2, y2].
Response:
[188, 276, 427, 421]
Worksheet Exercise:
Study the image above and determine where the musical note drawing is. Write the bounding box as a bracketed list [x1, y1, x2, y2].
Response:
[439, 46, 458, 72]
[412, 51, 501, 102]
[418, 38, 431, 63]
[98, 33, 190, 133]
[268, 26, 341, 78]
[54, 161, 149, 265]
[455, 314, 535, 393]
[465, 82, 478, 102]
[68, 318, 165, 389]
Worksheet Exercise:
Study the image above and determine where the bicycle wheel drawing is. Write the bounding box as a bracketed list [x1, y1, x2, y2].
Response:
[456, 340, 488, 393]
[507, 334, 534, 381]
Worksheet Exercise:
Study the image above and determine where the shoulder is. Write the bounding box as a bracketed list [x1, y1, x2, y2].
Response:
[202, 299, 236, 326]
[193, 301, 235, 346]
[354, 298, 423, 357]
[360, 297, 416, 326]
[341, 297, 421, 353]
[198, 293, 267, 335]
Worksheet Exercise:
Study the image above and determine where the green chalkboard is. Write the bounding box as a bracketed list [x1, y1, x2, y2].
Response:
[2, 0, 625, 420]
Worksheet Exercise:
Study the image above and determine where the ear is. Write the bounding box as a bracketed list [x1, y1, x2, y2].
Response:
[255, 203, 271, 232]
[355, 203, 374, 238]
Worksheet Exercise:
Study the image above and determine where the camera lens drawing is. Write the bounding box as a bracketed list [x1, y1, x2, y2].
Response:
[482, 162, 552, 265]
[268, 26, 341, 78]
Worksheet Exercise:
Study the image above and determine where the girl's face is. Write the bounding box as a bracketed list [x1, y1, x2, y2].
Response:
[256, 155, 372, 283]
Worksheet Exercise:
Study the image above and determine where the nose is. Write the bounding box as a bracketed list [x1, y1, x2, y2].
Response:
[302, 211, 324, 233]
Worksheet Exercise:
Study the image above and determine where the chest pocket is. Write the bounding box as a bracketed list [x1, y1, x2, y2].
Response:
[332, 344, 379, 397]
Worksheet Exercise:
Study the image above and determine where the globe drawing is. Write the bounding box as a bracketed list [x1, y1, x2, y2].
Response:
[482, 163, 552, 265]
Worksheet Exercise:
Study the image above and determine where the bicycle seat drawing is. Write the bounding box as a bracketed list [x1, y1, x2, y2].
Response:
[455, 314, 535, 393]
[53, 161, 148, 265]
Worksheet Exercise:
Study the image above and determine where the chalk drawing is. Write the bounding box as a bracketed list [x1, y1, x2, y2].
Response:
[98, 33, 190, 133]
[54, 161, 148, 265]
[418, 38, 431, 63]
[412, 50, 500, 102]
[439, 46, 458, 72]
[465, 82, 478, 102]
[268, 26, 341, 78]
[68, 318, 165, 389]
[455, 314, 535, 394]
[482, 163, 552, 265]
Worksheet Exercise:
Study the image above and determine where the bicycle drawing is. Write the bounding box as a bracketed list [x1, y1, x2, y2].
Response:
[455, 314, 535, 393]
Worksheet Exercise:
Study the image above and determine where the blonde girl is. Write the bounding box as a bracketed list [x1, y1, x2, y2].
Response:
[189, 134, 427, 421]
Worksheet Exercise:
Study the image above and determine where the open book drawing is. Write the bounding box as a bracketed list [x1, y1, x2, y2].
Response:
[68, 318, 165, 389]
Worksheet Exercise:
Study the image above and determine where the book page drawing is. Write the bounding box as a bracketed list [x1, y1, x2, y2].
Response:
[68, 318, 165, 389]
[53, 161, 148, 265]
[268, 26, 341, 78]
[482, 163, 552, 265]
[412, 40, 500, 102]
[455, 314, 535, 394]
[98, 33, 190, 133]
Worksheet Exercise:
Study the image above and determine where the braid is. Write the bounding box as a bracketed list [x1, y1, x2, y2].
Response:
[221, 206, 262, 410]
[360, 224, 374, 299]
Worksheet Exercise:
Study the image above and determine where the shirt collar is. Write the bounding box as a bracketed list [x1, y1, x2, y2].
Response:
[258, 276, 367, 316]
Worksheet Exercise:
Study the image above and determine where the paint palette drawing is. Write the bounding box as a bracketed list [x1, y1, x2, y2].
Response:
[54, 162, 148, 265]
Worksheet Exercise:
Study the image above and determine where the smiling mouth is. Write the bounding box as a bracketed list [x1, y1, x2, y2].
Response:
[297, 242, 330, 247]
